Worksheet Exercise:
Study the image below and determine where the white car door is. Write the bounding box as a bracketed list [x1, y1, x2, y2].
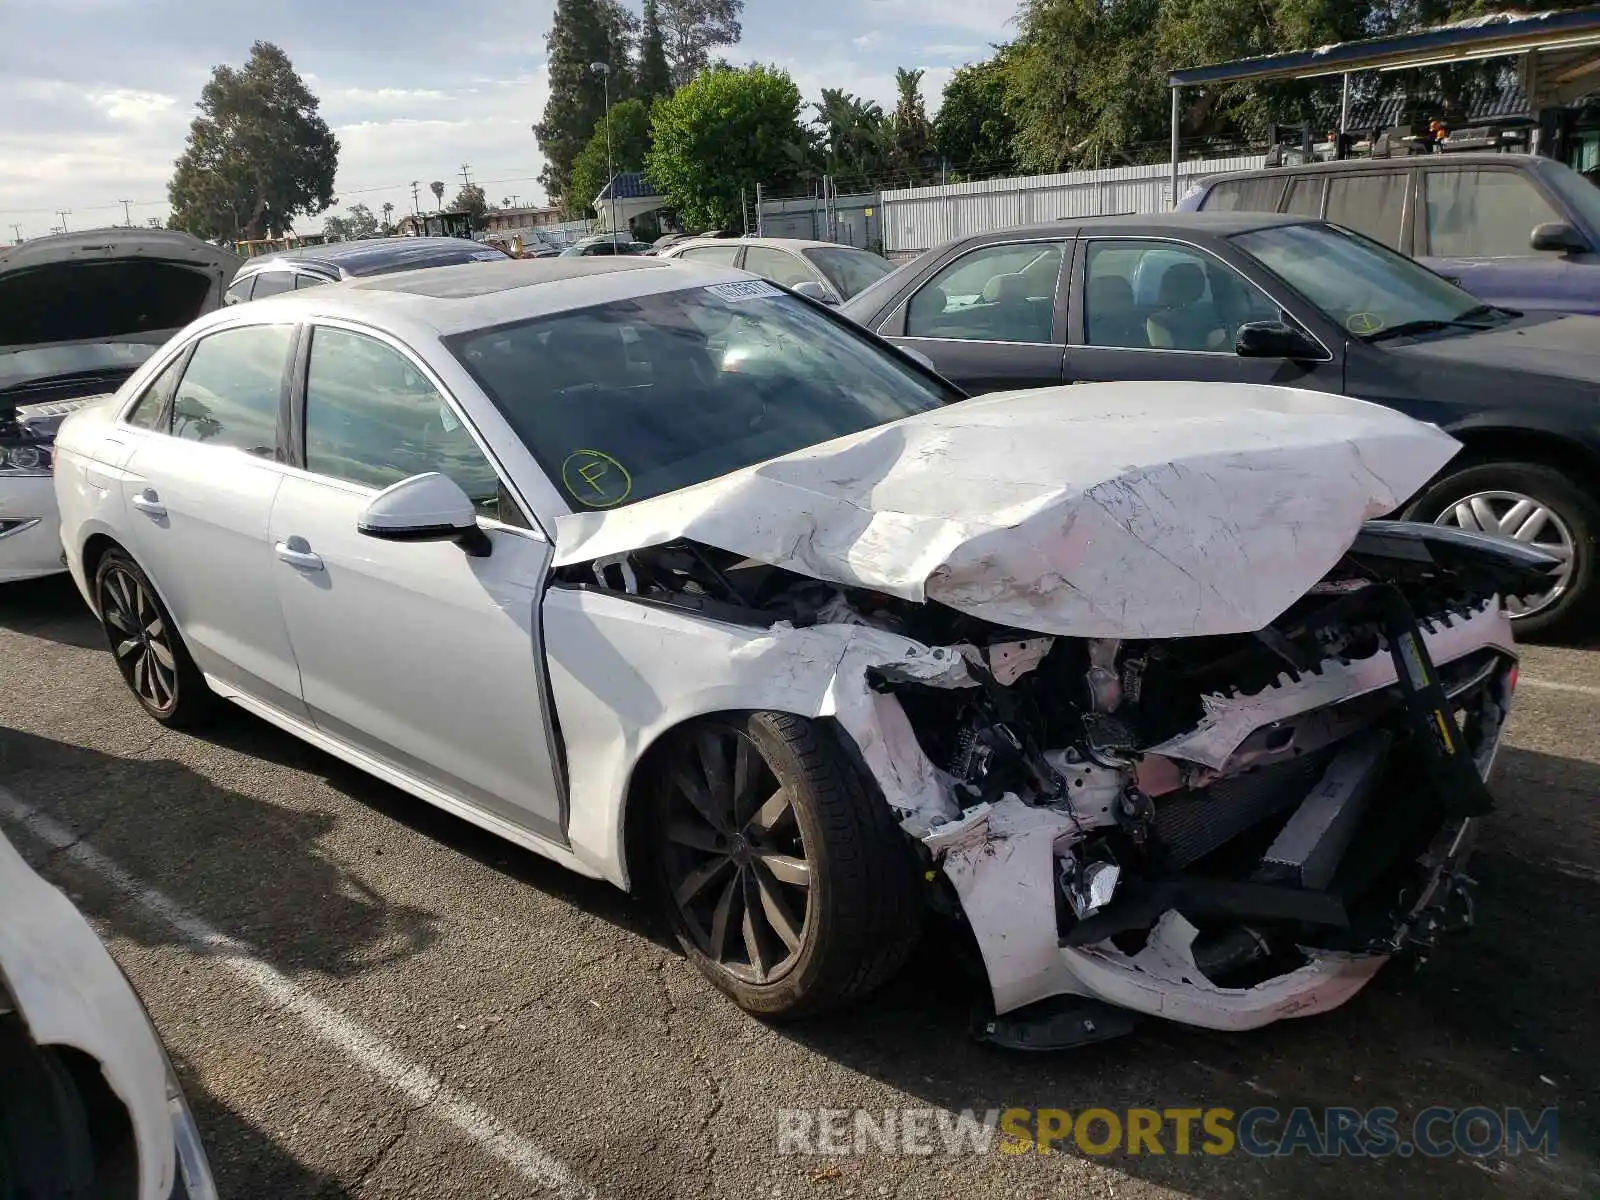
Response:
[117, 322, 309, 717]
[266, 323, 565, 842]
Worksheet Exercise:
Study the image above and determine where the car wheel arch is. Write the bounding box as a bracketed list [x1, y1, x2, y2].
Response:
[1433, 423, 1600, 490]
[615, 708, 869, 894]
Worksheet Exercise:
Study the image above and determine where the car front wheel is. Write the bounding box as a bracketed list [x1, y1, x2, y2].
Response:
[646, 712, 923, 1019]
[1404, 460, 1598, 640]
[93, 548, 219, 728]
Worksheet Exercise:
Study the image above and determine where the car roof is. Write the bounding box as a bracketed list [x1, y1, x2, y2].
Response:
[187, 256, 760, 342]
[239, 237, 501, 276]
[1196, 151, 1552, 187]
[667, 236, 866, 253]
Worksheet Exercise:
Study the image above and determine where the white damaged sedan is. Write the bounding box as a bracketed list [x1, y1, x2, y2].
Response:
[53, 258, 1556, 1041]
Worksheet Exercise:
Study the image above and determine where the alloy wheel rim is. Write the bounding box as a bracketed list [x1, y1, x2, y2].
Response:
[1431, 489, 1576, 617]
[661, 729, 811, 985]
[102, 567, 178, 710]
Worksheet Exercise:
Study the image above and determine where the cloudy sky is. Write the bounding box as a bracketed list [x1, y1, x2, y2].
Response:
[0, 0, 1022, 239]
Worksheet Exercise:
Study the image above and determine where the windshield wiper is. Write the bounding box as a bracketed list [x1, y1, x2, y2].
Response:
[1454, 303, 1517, 324]
[1363, 317, 1492, 344]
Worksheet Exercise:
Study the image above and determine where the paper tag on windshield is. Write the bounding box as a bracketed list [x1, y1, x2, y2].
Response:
[704, 280, 782, 303]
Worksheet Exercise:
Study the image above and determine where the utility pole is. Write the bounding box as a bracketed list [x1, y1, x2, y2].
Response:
[56, 210, 71, 233]
[9, 223, 20, 244]
[755, 183, 763, 237]
[459, 163, 473, 189]
[590, 63, 618, 239]
[411, 181, 420, 215]
[119, 199, 133, 226]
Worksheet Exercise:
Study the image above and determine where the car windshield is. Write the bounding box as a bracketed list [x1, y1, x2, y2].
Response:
[802, 247, 894, 299]
[447, 281, 958, 510]
[1540, 159, 1600, 236]
[0, 342, 158, 393]
[1232, 222, 1507, 339]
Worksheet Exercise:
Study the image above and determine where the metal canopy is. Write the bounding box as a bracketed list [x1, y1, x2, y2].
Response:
[1166, 7, 1600, 204]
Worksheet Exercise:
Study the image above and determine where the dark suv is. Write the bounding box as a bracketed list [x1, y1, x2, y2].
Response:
[225, 237, 509, 303]
[1179, 153, 1600, 315]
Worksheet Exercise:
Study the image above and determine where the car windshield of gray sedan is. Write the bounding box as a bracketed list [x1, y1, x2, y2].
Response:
[1232, 222, 1514, 340]
[447, 283, 956, 509]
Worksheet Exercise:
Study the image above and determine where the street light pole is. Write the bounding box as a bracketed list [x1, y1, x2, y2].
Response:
[590, 62, 619, 242]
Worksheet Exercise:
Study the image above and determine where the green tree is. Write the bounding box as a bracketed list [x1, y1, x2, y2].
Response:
[886, 67, 932, 180]
[647, 64, 806, 230]
[535, 0, 637, 205]
[638, 0, 674, 103]
[811, 89, 889, 190]
[322, 202, 381, 241]
[167, 41, 339, 241]
[660, 0, 744, 88]
[568, 99, 654, 217]
[451, 183, 489, 229]
[932, 52, 1019, 180]
[380, 201, 395, 234]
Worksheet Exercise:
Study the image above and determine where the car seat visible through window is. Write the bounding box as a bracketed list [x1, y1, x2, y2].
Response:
[1145, 263, 1228, 351]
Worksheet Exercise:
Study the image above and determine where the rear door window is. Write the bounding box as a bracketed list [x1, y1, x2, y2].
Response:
[169, 324, 295, 456]
[677, 244, 743, 266]
[1325, 171, 1408, 248]
[223, 277, 253, 306]
[1201, 176, 1287, 213]
[905, 241, 1065, 344]
[1284, 177, 1325, 218]
[1422, 169, 1563, 257]
[248, 271, 295, 299]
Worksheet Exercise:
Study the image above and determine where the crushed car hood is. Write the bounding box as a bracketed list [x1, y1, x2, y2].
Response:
[554, 382, 1461, 638]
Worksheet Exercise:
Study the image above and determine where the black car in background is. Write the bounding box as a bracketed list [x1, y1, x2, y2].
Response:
[841, 212, 1600, 638]
[225, 236, 510, 303]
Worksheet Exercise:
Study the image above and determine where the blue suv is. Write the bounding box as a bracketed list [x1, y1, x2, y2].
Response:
[1179, 153, 1600, 315]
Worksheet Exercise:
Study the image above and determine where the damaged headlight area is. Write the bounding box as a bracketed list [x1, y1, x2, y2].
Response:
[557, 518, 1551, 1036]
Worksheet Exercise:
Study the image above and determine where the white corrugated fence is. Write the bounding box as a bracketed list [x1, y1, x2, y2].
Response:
[879, 155, 1267, 258]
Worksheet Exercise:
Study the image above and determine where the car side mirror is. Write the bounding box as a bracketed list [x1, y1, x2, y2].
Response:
[356, 472, 491, 557]
[790, 280, 838, 305]
[1530, 221, 1589, 254]
[900, 346, 937, 371]
[1235, 320, 1322, 361]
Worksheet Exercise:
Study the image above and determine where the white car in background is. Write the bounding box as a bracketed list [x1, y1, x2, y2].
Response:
[1, 827, 216, 1198]
[657, 236, 893, 305]
[52, 256, 1553, 1042]
[0, 229, 238, 584]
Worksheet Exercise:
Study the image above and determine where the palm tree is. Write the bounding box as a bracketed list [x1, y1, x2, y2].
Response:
[381, 201, 395, 234]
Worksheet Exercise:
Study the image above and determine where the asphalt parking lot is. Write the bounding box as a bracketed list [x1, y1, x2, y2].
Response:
[1, 573, 1596, 1200]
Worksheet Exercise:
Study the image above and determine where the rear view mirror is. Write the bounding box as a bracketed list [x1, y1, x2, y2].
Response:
[791, 280, 838, 305]
[1530, 221, 1589, 253]
[356, 472, 491, 557]
[1235, 320, 1322, 361]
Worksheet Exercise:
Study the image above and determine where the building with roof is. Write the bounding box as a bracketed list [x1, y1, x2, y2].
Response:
[592, 172, 667, 234]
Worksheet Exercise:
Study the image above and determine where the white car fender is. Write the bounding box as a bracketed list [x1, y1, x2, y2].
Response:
[0, 831, 178, 1200]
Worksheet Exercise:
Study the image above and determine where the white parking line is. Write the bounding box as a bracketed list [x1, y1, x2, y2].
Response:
[0, 787, 592, 1200]
[1519, 676, 1600, 700]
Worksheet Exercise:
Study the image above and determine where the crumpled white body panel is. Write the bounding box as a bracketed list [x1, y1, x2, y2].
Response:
[554, 382, 1460, 638]
[0, 830, 176, 1200]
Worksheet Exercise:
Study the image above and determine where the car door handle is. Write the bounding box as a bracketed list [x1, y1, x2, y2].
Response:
[275, 537, 324, 572]
[129, 489, 166, 519]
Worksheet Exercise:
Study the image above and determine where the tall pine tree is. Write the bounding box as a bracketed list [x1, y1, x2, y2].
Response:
[535, 0, 636, 204]
[638, 0, 673, 104]
[659, 0, 744, 89]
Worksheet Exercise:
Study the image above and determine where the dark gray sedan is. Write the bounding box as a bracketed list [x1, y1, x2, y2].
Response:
[841, 212, 1600, 639]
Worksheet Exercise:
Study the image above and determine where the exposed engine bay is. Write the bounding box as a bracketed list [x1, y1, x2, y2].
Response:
[554, 519, 1553, 1036]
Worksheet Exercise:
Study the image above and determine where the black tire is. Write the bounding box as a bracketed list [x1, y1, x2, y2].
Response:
[646, 711, 923, 1019]
[93, 548, 219, 728]
[1404, 460, 1599, 642]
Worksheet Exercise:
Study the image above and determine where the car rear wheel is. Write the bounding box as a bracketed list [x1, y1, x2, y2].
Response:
[93, 548, 219, 728]
[1404, 460, 1598, 640]
[646, 712, 923, 1019]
